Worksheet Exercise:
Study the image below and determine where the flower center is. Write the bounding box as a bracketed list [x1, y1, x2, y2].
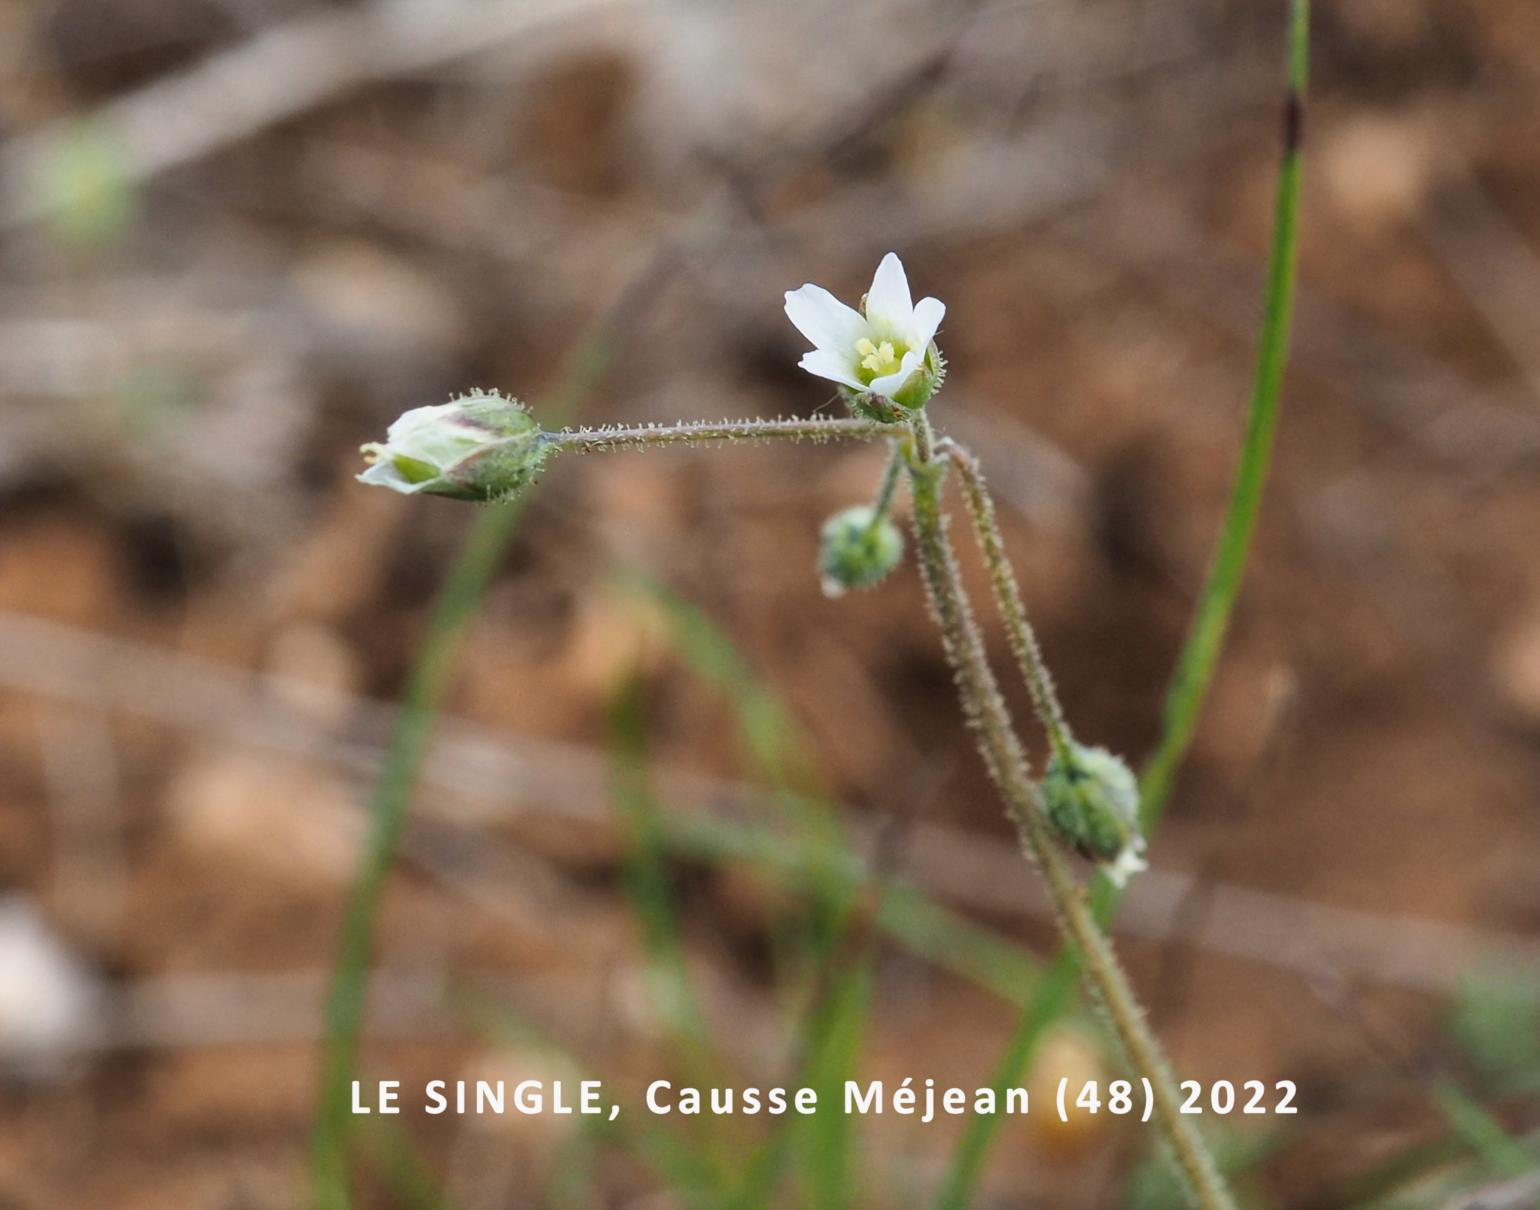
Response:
[855, 336, 906, 383]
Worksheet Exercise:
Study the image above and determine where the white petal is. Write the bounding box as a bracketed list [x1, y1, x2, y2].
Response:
[864, 253, 914, 332]
[911, 296, 945, 349]
[798, 348, 867, 392]
[357, 460, 432, 494]
[1103, 844, 1148, 889]
[784, 285, 867, 353]
[385, 404, 482, 467]
[385, 402, 456, 442]
[868, 347, 925, 400]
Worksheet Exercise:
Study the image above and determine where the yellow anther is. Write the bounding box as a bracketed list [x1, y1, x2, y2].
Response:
[858, 338, 900, 376]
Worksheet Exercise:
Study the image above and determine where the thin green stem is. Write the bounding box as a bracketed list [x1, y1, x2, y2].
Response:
[863, 441, 905, 532]
[930, 4, 1308, 1203]
[937, 436, 1074, 764]
[903, 413, 1235, 1210]
[550, 416, 896, 454]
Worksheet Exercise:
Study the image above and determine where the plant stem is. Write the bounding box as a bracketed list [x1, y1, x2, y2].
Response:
[864, 441, 905, 532]
[903, 413, 1235, 1210]
[937, 437, 1074, 764]
[932, 4, 1308, 1201]
[550, 416, 896, 454]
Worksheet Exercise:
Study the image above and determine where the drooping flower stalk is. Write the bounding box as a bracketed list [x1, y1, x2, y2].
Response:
[818, 442, 910, 598]
[937, 437, 1147, 885]
[936, 437, 1073, 763]
[901, 412, 1233, 1210]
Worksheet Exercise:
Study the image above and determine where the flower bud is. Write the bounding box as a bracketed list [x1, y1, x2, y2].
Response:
[819, 505, 904, 598]
[357, 393, 552, 502]
[1040, 742, 1147, 887]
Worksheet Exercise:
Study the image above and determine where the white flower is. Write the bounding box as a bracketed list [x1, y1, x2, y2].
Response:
[784, 252, 946, 410]
[358, 393, 550, 501]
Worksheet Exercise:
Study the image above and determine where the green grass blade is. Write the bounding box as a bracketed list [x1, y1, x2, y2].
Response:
[622, 571, 822, 795]
[606, 671, 732, 1207]
[608, 672, 719, 1060]
[540, 1126, 604, 1210]
[929, 5, 1309, 1206]
[312, 501, 535, 1209]
[873, 885, 1037, 1003]
[1432, 1081, 1539, 1179]
[1138, 0, 1310, 827]
[654, 809, 1037, 1005]
[454, 984, 722, 1206]
[622, 579, 882, 1207]
[795, 961, 873, 1210]
[927, 964, 1072, 1210]
[311, 315, 627, 1210]
[356, 1117, 464, 1210]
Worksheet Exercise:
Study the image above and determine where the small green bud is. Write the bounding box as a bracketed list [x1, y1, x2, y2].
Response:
[819, 505, 904, 598]
[1040, 742, 1147, 887]
[357, 392, 553, 501]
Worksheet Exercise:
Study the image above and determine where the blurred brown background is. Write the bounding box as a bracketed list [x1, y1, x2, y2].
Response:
[2, 0, 1540, 1206]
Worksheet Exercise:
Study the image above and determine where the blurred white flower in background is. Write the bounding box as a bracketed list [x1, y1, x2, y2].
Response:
[0, 897, 106, 1080]
[785, 252, 945, 409]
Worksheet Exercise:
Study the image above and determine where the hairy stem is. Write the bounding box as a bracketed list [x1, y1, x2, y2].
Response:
[903, 413, 1234, 1210]
[933, 5, 1308, 1202]
[550, 416, 897, 454]
[937, 437, 1074, 764]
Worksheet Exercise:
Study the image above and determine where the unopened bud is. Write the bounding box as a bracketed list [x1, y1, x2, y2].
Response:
[1040, 742, 1147, 887]
[819, 505, 904, 598]
[357, 392, 552, 502]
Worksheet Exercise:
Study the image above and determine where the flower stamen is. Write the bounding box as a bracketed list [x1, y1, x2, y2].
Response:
[856, 336, 903, 380]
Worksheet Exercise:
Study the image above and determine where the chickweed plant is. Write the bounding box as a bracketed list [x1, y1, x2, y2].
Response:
[356, 248, 1223, 1201]
[329, 4, 1309, 1207]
